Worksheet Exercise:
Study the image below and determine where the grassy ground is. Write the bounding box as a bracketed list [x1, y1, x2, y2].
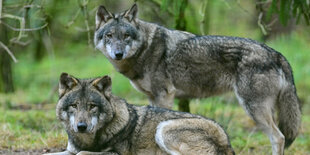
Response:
[0, 32, 309, 154]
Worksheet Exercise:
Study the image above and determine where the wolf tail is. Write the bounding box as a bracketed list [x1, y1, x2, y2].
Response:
[278, 56, 302, 148]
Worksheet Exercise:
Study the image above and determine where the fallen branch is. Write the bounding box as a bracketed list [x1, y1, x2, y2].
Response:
[0, 41, 18, 63]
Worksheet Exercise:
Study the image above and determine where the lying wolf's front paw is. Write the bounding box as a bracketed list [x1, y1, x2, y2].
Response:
[77, 151, 118, 155]
[43, 151, 74, 155]
[77, 151, 100, 155]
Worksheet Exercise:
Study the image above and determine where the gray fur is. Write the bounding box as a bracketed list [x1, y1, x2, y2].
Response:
[46, 73, 234, 155]
[93, 4, 301, 155]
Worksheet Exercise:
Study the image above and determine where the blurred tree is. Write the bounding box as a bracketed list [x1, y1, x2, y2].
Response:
[256, 0, 310, 40]
[268, 0, 309, 25]
[0, 0, 48, 93]
[199, 0, 213, 35]
[0, 19, 14, 93]
[27, 0, 50, 61]
[173, 0, 191, 112]
[175, 0, 188, 30]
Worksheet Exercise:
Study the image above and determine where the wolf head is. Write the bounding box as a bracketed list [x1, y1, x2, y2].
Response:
[56, 73, 114, 134]
[94, 4, 143, 60]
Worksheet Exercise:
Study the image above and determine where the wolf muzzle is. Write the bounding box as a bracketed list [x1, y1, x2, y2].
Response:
[115, 51, 124, 60]
[77, 122, 88, 132]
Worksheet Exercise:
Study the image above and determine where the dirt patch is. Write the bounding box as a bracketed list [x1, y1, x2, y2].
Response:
[0, 148, 65, 155]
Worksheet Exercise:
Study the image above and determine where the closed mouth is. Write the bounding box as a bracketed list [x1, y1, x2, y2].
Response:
[114, 57, 123, 60]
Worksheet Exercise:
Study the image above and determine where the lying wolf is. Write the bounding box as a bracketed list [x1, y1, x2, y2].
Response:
[46, 73, 234, 155]
[93, 4, 301, 155]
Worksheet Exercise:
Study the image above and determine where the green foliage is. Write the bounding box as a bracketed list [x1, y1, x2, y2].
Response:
[265, 0, 310, 25]
[0, 108, 67, 150]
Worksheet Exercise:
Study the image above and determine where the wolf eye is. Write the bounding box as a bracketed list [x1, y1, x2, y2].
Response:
[89, 104, 97, 110]
[98, 34, 103, 40]
[70, 104, 77, 109]
[106, 33, 112, 38]
[124, 33, 130, 39]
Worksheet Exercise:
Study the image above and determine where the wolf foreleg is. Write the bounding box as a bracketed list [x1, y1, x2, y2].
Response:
[43, 150, 74, 155]
[76, 151, 118, 155]
[148, 89, 175, 109]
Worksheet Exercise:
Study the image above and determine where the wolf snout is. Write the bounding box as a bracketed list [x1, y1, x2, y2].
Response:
[77, 122, 88, 132]
[115, 51, 123, 60]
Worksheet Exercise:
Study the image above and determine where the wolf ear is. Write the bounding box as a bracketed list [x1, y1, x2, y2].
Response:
[96, 5, 113, 28]
[92, 75, 112, 99]
[123, 4, 138, 22]
[59, 73, 79, 98]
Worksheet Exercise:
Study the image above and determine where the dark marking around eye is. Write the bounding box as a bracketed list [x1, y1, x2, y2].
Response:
[70, 104, 77, 108]
[63, 93, 79, 110]
[98, 34, 103, 40]
[124, 33, 129, 37]
[89, 91, 105, 107]
[97, 30, 105, 40]
[106, 33, 113, 38]
[89, 104, 97, 110]
[125, 29, 137, 40]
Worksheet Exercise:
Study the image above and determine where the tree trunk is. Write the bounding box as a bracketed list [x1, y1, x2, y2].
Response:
[200, 0, 213, 35]
[255, 0, 296, 41]
[0, 22, 14, 93]
[33, 30, 46, 61]
[174, 0, 190, 112]
[175, 0, 188, 30]
[178, 99, 190, 112]
[24, 3, 46, 62]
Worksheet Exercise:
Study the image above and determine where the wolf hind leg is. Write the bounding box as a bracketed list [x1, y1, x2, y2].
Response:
[234, 89, 284, 155]
[155, 119, 234, 155]
[76, 151, 118, 155]
[178, 99, 190, 112]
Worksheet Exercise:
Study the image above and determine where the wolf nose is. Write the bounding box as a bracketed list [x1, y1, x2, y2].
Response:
[77, 122, 87, 132]
[115, 52, 123, 60]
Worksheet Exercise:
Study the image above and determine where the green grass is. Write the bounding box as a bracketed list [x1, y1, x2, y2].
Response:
[0, 108, 67, 150]
[0, 101, 309, 154]
[0, 32, 309, 154]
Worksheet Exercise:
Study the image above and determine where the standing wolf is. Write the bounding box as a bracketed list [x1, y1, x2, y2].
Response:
[47, 73, 234, 155]
[93, 4, 301, 155]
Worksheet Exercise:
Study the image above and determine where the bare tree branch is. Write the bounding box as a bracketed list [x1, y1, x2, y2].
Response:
[258, 12, 268, 35]
[0, 0, 2, 24]
[66, 9, 81, 28]
[10, 39, 32, 46]
[80, 0, 92, 47]
[23, 4, 42, 9]
[0, 41, 18, 63]
[199, 0, 212, 35]
[2, 22, 48, 31]
[2, 13, 25, 41]
[199, 0, 207, 35]
[0, 1, 47, 64]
